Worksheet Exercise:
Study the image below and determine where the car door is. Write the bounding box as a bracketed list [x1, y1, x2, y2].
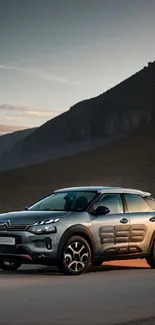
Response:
[91, 193, 130, 257]
[123, 193, 154, 254]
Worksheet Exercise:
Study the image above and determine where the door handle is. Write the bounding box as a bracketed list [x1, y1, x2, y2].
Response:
[120, 218, 129, 224]
[149, 216, 155, 222]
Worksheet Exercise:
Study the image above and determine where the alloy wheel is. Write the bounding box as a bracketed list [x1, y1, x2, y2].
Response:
[64, 241, 89, 273]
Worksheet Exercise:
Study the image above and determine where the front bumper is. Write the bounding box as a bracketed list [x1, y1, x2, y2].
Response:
[0, 231, 59, 265]
[0, 253, 58, 265]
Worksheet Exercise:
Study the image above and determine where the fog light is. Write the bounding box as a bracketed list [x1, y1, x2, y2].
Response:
[45, 237, 52, 250]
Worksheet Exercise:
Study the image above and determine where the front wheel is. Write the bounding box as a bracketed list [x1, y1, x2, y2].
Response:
[0, 261, 22, 271]
[58, 236, 92, 275]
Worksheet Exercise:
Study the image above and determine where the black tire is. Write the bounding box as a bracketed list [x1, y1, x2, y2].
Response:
[146, 255, 155, 268]
[58, 235, 92, 275]
[146, 240, 155, 268]
[0, 261, 22, 271]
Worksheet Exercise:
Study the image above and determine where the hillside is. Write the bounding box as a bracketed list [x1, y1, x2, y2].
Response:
[0, 61, 155, 171]
[0, 127, 37, 157]
[0, 120, 155, 213]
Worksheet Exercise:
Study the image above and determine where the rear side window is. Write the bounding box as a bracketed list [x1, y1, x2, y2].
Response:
[124, 194, 150, 213]
[145, 197, 155, 210]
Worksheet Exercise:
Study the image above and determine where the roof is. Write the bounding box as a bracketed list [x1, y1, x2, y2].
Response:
[54, 186, 151, 197]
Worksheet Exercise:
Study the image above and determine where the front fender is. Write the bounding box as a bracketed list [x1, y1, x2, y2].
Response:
[57, 224, 95, 260]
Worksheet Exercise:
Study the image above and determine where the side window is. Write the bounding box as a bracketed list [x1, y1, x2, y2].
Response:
[93, 194, 123, 214]
[124, 194, 150, 213]
[145, 197, 155, 210]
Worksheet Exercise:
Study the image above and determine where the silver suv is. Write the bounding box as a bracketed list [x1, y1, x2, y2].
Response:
[0, 186, 155, 275]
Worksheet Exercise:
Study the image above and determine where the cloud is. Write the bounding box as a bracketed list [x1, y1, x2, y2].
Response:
[0, 103, 64, 118]
[0, 104, 65, 135]
[5, 116, 23, 121]
[0, 124, 27, 135]
[23, 110, 61, 118]
[0, 64, 76, 85]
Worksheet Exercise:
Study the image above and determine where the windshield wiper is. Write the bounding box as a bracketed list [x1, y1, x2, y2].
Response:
[39, 208, 83, 212]
[40, 209, 64, 211]
[40, 208, 54, 211]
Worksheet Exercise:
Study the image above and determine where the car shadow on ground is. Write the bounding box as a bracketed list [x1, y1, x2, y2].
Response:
[0, 262, 149, 276]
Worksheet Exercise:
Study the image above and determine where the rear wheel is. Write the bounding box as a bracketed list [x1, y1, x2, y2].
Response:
[0, 261, 22, 271]
[146, 240, 155, 268]
[58, 236, 91, 275]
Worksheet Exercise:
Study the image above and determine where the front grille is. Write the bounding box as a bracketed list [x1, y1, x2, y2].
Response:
[0, 224, 28, 231]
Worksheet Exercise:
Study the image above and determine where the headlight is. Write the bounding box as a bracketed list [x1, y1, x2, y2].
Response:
[28, 217, 60, 234]
[28, 224, 57, 234]
[33, 218, 60, 225]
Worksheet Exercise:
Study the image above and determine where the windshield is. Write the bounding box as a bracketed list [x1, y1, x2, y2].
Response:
[28, 191, 97, 212]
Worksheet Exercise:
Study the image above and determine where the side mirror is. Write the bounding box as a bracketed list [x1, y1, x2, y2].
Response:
[24, 206, 28, 210]
[94, 206, 110, 215]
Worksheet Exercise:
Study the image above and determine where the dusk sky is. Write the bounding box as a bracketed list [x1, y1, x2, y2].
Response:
[0, 0, 155, 134]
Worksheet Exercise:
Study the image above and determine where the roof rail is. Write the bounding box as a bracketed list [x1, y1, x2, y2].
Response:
[122, 188, 151, 197]
[100, 187, 151, 197]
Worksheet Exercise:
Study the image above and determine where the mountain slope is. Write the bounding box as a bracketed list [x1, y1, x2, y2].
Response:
[0, 120, 155, 212]
[1, 61, 155, 171]
[0, 127, 37, 157]
[15, 61, 155, 149]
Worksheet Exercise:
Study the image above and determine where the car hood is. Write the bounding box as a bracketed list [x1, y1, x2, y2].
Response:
[0, 210, 70, 225]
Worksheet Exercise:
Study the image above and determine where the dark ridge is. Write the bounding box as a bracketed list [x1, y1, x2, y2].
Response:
[0, 61, 155, 171]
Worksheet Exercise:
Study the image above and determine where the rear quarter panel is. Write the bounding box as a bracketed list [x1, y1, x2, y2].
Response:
[128, 212, 155, 253]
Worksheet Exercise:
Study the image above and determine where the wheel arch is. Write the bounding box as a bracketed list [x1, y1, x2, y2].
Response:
[148, 230, 155, 253]
[57, 224, 95, 261]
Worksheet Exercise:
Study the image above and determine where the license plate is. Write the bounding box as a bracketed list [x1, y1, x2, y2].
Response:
[0, 237, 15, 245]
